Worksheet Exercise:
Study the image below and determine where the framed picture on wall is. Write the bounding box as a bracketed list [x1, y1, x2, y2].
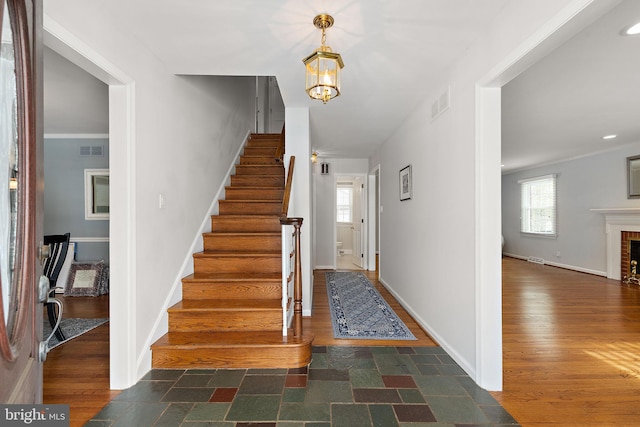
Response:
[399, 165, 412, 201]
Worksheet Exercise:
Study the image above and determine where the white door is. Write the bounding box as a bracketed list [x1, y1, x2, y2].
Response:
[268, 77, 285, 133]
[351, 177, 365, 268]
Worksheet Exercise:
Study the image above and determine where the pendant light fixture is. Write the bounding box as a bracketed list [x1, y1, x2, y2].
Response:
[302, 14, 344, 104]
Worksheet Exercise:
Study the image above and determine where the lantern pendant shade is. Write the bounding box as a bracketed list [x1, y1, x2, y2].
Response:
[303, 14, 344, 104]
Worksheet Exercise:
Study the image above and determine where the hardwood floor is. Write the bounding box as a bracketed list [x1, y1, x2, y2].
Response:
[42, 295, 118, 427]
[494, 257, 640, 426]
[305, 269, 436, 346]
[43, 260, 640, 426]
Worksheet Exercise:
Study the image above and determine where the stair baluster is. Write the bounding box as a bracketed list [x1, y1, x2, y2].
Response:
[279, 156, 303, 337]
[275, 125, 285, 163]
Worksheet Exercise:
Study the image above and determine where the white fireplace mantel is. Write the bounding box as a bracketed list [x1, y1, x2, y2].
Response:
[591, 208, 640, 280]
[590, 208, 640, 215]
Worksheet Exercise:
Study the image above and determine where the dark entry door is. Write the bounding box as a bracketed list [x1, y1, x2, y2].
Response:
[0, 0, 44, 403]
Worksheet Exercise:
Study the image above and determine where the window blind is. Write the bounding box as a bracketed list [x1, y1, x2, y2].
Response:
[519, 174, 557, 236]
[336, 186, 353, 223]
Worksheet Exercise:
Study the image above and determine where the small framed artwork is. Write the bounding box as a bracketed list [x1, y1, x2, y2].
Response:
[399, 165, 412, 201]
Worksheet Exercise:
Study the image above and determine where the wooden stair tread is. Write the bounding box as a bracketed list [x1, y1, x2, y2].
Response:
[225, 186, 284, 189]
[250, 133, 281, 138]
[203, 232, 280, 237]
[194, 251, 280, 258]
[152, 331, 313, 348]
[240, 156, 278, 159]
[219, 200, 282, 203]
[212, 214, 280, 219]
[183, 272, 282, 281]
[170, 299, 280, 311]
[152, 132, 312, 370]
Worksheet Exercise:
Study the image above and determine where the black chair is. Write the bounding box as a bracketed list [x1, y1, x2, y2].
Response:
[43, 233, 70, 341]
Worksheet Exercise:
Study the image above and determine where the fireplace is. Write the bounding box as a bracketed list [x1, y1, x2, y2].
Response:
[591, 208, 640, 281]
[621, 232, 640, 280]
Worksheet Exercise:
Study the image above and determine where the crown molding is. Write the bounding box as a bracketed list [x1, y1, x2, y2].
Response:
[44, 133, 109, 139]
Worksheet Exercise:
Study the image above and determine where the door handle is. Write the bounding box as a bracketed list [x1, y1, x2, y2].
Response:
[38, 289, 64, 363]
[38, 276, 64, 363]
[39, 242, 50, 265]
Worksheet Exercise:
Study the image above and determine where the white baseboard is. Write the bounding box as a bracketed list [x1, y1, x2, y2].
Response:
[503, 253, 607, 277]
[377, 275, 476, 382]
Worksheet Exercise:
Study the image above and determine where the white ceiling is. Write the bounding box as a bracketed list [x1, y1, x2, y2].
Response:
[43, 0, 640, 172]
[502, 0, 640, 173]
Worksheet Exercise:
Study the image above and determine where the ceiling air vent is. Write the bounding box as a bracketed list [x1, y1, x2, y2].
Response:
[80, 145, 104, 157]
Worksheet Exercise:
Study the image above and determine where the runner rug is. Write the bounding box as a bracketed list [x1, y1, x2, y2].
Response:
[325, 272, 416, 340]
[43, 318, 109, 349]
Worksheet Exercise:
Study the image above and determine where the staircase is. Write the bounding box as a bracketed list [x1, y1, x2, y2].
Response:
[151, 133, 313, 369]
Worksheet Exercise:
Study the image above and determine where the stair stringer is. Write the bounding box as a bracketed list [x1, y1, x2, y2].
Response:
[136, 129, 250, 379]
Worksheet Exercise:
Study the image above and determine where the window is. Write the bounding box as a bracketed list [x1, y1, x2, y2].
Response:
[336, 185, 353, 223]
[519, 174, 556, 236]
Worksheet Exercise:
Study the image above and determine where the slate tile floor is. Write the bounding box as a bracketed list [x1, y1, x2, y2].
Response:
[86, 346, 519, 426]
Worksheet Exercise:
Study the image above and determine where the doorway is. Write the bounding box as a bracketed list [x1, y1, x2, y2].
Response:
[44, 20, 137, 389]
[43, 46, 110, 286]
[367, 166, 380, 274]
[335, 175, 366, 270]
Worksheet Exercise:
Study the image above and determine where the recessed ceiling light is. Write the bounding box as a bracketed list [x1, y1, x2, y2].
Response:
[603, 134, 617, 140]
[623, 22, 640, 36]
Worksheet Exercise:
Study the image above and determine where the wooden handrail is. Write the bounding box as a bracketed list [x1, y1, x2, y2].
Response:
[281, 156, 295, 218]
[275, 125, 285, 162]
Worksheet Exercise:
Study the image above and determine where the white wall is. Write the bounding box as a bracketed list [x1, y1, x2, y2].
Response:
[502, 143, 640, 274]
[313, 158, 369, 269]
[45, 0, 255, 386]
[371, 0, 609, 390]
[284, 108, 313, 315]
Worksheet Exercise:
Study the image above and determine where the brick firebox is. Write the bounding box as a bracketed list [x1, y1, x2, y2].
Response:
[621, 231, 640, 280]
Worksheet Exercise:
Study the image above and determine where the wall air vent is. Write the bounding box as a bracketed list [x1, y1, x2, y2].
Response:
[430, 86, 450, 121]
[80, 145, 104, 157]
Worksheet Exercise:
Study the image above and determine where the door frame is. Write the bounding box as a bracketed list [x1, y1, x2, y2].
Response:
[43, 16, 137, 389]
[334, 173, 368, 270]
[367, 165, 380, 273]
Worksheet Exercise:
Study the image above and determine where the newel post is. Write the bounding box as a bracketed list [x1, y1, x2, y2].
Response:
[292, 218, 303, 337]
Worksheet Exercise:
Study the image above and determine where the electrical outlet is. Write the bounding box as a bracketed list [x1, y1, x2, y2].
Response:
[556, 251, 561, 258]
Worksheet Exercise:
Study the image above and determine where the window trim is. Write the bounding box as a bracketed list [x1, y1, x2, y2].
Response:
[336, 184, 353, 224]
[518, 174, 557, 238]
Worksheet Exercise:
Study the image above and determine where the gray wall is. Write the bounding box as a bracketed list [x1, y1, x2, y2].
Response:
[44, 137, 109, 262]
[502, 142, 640, 274]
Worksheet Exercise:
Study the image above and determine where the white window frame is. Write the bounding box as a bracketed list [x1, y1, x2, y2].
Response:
[519, 174, 557, 238]
[336, 184, 353, 224]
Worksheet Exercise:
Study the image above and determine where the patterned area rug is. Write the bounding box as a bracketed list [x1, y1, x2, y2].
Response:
[43, 318, 109, 350]
[325, 272, 416, 340]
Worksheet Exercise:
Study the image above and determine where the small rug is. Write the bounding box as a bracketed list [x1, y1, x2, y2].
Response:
[43, 318, 109, 349]
[325, 272, 416, 340]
